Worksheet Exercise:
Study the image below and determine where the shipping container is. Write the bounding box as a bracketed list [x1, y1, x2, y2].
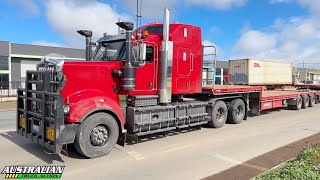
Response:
[229, 59, 293, 85]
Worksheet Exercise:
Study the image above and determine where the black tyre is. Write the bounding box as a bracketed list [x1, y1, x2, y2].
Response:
[74, 113, 119, 158]
[315, 95, 319, 104]
[302, 96, 309, 109]
[249, 100, 260, 116]
[309, 95, 315, 107]
[293, 96, 302, 110]
[228, 99, 245, 124]
[208, 101, 228, 128]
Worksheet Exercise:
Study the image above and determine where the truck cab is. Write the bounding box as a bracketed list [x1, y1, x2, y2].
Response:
[16, 9, 209, 158]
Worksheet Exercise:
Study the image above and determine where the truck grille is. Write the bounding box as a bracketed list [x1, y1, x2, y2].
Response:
[17, 62, 65, 153]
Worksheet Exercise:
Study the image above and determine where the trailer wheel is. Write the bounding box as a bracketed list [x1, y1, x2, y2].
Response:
[309, 95, 315, 107]
[292, 96, 302, 110]
[228, 99, 245, 124]
[302, 96, 309, 109]
[249, 101, 260, 116]
[74, 113, 119, 158]
[208, 101, 228, 128]
[315, 95, 319, 104]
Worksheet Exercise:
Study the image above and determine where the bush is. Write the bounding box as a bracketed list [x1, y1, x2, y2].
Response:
[255, 146, 320, 180]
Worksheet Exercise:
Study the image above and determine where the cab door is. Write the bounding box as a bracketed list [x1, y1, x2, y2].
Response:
[131, 43, 158, 95]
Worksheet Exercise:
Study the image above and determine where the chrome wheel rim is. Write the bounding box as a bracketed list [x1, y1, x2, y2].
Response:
[90, 125, 109, 147]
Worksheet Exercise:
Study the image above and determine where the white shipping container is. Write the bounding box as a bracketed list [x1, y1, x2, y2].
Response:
[229, 59, 293, 85]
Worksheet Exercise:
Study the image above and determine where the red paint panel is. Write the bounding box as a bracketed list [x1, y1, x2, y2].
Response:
[171, 24, 202, 95]
[272, 100, 283, 108]
[261, 100, 283, 110]
[177, 48, 191, 76]
[61, 61, 125, 127]
[176, 77, 190, 91]
[261, 101, 273, 110]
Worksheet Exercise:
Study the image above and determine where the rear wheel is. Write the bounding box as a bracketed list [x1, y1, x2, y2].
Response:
[291, 96, 302, 110]
[208, 101, 228, 128]
[249, 99, 260, 116]
[309, 95, 315, 107]
[302, 96, 309, 109]
[228, 99, 245, 124]
[74, 113, 119, 158]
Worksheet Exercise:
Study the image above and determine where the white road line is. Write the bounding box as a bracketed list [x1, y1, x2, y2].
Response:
[163, 145, 192, 153]
[0, 129, 16, 133]
[127, 151, 145, 160]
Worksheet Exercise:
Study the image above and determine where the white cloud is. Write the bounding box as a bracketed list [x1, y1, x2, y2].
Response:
[116, 0, 177, 19]
[270, 0, 292, 4]
[234, 30, 277, 55]
[44, 0, 132, 48]
[7, 0, 40, 17]
[185, 0, 247, 10]
[298, 0, 320, 14]
[32, 40, 67, 48]
[233, 17, 320, 66]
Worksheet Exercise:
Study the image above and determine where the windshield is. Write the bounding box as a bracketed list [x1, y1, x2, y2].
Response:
[93, 41, 125, 61]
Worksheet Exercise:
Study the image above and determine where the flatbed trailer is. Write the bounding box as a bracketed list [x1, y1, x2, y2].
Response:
[202, 85, 320, 115]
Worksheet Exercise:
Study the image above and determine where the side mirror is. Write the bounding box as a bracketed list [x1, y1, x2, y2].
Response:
[132, 43, 146, 66]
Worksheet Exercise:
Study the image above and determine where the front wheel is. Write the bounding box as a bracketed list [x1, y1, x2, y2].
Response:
[74, 113, 119, 158]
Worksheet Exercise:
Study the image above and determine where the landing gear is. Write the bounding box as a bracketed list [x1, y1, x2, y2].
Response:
[74, 113, 119, 158]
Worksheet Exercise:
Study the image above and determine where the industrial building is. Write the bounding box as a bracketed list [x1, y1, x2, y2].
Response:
[294, 67, 320, 85]
[0, 41, 85, 90]
[202, 60, 229, 86]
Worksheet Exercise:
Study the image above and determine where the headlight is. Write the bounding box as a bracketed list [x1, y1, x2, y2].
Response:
[63, 105, 70, 115]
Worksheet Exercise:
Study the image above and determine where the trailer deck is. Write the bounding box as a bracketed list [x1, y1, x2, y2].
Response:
[202, 85, 320, 112]
[202, 85, 320, 98]
[295, 84, 320, 90]
[202, 85, 262, 94]
[261, 90, 319, 101]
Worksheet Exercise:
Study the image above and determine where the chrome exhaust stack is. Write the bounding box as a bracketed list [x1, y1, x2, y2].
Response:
[116, 22, 136, 91]
[159, 8, 173, 104]
[77, 30, 93, 61]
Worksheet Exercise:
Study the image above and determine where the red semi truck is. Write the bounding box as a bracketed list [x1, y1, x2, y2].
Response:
[17, 9, 320, 158]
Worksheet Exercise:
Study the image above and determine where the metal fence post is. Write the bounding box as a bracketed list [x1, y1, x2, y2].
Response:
[0, 85, 2, 102]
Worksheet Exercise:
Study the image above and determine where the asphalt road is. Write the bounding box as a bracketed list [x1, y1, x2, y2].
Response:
[0, 111, 16, 132]
[0, 105, 320, 180]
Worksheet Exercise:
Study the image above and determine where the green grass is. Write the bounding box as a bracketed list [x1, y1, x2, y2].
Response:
[119, 95, 127, 107]
[255, 146, 320, 180]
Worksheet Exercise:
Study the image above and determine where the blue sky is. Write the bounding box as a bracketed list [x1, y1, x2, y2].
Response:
[0, 0, 319, 66]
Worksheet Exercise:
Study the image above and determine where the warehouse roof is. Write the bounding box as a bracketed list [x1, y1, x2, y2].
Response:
[11, 43, 85, 59]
